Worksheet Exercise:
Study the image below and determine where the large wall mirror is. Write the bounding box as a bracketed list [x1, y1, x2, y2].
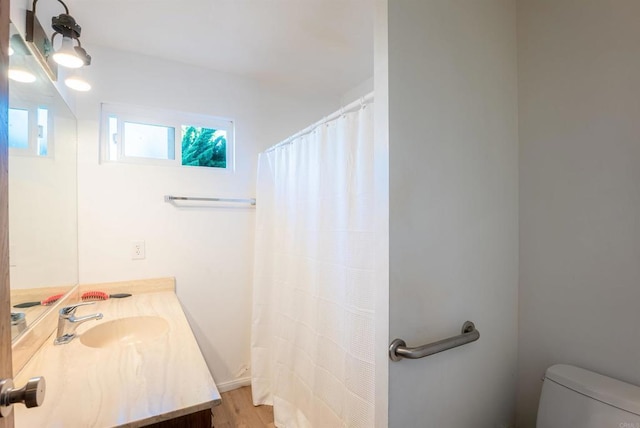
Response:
[8, 22, 78, 340]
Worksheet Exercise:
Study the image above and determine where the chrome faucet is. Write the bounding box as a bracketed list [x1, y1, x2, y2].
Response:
[54, 302, 103, 345]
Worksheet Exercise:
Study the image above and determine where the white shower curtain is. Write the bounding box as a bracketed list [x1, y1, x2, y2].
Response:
[251, 97, 375, 428]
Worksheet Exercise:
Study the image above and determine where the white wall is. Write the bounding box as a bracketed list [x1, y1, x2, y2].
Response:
[517, 1, 640, 426]
[341, 76, 374, 106]
[75, 45, 340, 389]
[373, 1, 389, 426]
[387, 1, 519, 426]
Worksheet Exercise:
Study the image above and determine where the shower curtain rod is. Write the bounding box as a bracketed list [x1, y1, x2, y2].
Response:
[264, 91, 374, 153]
[164, 195, 256, 206]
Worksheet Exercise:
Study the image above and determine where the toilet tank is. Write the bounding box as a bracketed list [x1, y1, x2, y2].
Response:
[537, 364, 640, 428]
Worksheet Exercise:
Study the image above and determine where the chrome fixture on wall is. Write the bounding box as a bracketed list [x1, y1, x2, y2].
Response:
[389, 321, 480, 361]
[26, 0, 92, 91]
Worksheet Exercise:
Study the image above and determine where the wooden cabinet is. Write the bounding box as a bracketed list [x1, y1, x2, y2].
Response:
[143, 408, 212, 428]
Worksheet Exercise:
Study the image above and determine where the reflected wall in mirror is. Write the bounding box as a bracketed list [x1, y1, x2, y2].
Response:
[8, 22, 78, 340]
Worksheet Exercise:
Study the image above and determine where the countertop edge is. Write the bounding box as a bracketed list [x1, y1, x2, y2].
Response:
[123, 399, 222, 428]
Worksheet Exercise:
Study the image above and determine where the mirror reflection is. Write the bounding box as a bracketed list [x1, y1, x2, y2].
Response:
[8, 22, 78, 339]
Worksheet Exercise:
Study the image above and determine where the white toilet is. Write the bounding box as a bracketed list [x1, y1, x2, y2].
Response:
[537, 364, 640, 427]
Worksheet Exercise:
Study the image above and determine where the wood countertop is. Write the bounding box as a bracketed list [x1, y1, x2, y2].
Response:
[13, 289, 221, 427]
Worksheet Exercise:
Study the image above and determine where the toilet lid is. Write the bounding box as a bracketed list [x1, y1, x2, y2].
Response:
[546, 364, 640, 416]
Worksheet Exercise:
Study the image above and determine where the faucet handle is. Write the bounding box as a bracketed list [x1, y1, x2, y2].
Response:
[59, 301, 95, 317]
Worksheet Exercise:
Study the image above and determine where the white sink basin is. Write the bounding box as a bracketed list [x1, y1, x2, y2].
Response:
[80, 316, 169, 348]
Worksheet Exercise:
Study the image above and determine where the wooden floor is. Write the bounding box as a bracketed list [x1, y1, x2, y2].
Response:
[212, 386, 275, 428]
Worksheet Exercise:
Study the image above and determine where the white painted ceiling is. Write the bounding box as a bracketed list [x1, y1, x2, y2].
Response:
[61, 0, 374, 96]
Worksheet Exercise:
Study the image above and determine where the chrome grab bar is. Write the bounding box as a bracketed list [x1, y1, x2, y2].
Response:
[389, 321, 480, 362]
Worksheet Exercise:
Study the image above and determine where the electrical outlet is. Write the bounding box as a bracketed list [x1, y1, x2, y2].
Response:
[236, 365, 250, 377]
[132, 241, 145, 260]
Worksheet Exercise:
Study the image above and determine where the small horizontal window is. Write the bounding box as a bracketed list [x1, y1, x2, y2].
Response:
[100, 104, 234, 170]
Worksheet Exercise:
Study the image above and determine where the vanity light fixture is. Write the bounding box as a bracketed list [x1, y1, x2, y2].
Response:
[25, 2, 57, 80]
[26, 0, 93, 90]
[50, 0, 91, 69]
[52, 35, 83, 68]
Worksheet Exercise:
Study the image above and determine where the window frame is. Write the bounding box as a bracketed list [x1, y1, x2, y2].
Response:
[100, 103, 235, 171]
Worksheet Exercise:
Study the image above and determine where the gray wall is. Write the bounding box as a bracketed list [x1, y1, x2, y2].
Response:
[387, 1, 519, 426]
[517, 1, 640, 426]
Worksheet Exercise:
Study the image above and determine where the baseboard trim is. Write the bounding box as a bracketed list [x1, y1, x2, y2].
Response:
[217, 377, 251, 393]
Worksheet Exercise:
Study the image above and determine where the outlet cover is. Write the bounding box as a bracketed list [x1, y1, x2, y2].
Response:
[132, 241, 146, 260]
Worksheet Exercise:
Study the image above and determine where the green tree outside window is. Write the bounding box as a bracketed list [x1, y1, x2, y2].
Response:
[181, 126, 227, 168]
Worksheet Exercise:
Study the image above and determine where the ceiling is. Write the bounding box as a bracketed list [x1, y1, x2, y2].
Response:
[59, 0, 374, 97]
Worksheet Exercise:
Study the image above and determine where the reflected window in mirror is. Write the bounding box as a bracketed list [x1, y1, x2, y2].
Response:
[8, 105, 52, 157]
[8, 108, 28, 148]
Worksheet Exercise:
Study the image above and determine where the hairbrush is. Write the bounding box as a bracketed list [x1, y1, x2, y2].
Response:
[81, 291, 132, 301]
[13, 293, 64, 308]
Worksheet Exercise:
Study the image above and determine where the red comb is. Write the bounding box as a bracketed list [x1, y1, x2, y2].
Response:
[42, 293, 64, 305]
[81, 291, 109, 301]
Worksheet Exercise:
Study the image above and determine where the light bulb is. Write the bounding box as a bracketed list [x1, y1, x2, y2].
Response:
[65, 76, 91, 91]
[8, 68, 36, 83]
[52, 36, 83, 68]
[8, 46, 14, 56]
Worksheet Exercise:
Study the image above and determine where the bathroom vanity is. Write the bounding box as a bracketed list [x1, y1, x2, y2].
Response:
[12, 278, 221, 427]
